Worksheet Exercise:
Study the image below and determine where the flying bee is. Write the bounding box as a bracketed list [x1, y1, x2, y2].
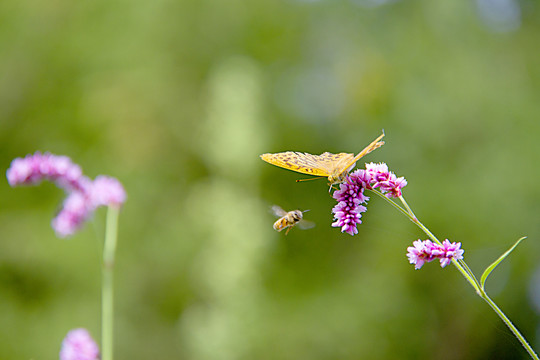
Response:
[271, 205, 315, 235]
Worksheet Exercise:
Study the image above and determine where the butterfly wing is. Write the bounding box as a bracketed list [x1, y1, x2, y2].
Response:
[335, 132, 385, 176]
[260, 151, 353, 177]
[317, 152, 355, 175]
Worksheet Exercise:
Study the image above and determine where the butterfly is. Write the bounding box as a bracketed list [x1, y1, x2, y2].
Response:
[260, 131, 384, 187]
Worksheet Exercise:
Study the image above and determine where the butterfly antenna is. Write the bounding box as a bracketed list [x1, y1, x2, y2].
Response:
[296, 177, 324, 183]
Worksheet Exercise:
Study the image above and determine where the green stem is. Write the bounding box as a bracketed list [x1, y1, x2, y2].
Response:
[367, 190, 414, 222]
[102, 206, 119, 360]
[482, 293, 539, 360]
[369, 190, 482, 292]
[398, 195, 416, 220]
[373, 189, 538, 359]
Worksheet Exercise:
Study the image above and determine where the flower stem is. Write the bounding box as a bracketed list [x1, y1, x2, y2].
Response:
[377, 190, 538, 359]
[398, 195, 417, 220]
[481, 293, 539, 360]
[102, 206, 119, 360]
[367, 190, 413, 222]
[369, 189, 482, 292]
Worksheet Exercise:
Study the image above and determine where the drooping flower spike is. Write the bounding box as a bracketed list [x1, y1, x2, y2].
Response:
[7, 152, 126, 237]
[406, 239, 464, 270]
[6, 152, 91, 193]
[52, 191, 96, 238]
[59, 328, 100, 360]
[331, 162, 407, 235]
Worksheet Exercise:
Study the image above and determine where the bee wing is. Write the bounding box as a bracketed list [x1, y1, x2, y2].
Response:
[271, 205, 288, 217]
[297, 219, 315, 230]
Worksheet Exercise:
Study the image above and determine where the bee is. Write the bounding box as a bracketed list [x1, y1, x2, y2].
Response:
[271, 205, 315, 235]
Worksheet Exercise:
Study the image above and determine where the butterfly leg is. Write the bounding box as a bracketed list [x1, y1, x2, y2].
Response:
[328, 183, 339, 193]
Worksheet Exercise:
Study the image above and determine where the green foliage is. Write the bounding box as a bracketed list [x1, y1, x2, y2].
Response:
[1, 0, 539, 359]
[481, 237, 527, 291]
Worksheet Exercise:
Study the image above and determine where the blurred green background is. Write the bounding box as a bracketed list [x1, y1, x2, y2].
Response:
[1, 0, 539, 359]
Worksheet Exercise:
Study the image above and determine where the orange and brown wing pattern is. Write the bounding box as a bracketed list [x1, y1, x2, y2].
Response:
[316, 152, 355, 174]
[336, 132, 385, 177]
[260, 151, 354, 177]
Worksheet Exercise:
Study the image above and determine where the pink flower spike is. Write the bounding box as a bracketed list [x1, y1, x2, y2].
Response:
[7, 152, 127, 237]
[331, 178, 369, 236]
[90, 175, 127, 208]
[406, 239, 464, 270]
[329, 163, 407, 234]
[439, 239, 464, 267]
[59, 328, 100, 360]
[363, 162, 407, 198]
[407, 239, 433, 270]
[52, 192, 95, 238]
[6, 152, 90, 193]
[365, 162, 389, 177]
[6, 157, 32, 185]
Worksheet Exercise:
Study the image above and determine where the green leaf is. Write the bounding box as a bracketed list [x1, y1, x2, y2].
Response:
[480, 236, 527, 290]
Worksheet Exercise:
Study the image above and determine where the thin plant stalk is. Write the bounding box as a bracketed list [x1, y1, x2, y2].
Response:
[481, 293, 538, 360]
[368, 188, 539, 360]
[102, 206, 119, 360]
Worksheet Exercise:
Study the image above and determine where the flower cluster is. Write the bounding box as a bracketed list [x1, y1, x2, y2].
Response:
[331, 172, 370, 236]
[406, 239, 464, 270]
[364, 162, 407, 198]
[6, 152, 90, 192]
[331, 162, 406, 235]
[59, 328, 100, 360]
[7, 152, 126, 237]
